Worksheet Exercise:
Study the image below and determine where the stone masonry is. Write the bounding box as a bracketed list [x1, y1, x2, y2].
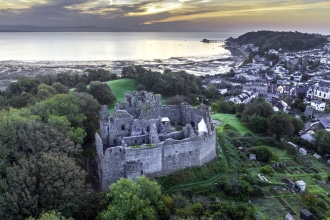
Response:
[95, 90, 218, 190]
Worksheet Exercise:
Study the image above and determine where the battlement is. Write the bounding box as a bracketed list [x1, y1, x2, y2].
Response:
[96, 91, 217, 190]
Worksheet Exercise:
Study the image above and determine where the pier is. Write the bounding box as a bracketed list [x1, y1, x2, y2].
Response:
[201, 39, 224, 43]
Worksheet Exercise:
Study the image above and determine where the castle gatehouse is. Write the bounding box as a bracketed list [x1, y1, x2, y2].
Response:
[95, 90, 217, 190]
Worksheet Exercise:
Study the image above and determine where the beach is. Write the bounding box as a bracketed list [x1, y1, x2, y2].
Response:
[0, 54, 241, 91]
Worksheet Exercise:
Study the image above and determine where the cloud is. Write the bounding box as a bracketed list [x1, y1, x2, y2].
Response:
[0, 0, 329, 32]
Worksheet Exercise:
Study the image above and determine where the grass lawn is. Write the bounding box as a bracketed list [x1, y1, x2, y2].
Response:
[106, 78, 137, 114]
[212, 113, 249, 135]
[106, 78, 137, 103]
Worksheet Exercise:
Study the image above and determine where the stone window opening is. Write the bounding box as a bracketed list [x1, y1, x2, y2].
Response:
[141, 170, 143, 174]
[121, 124, 125, 130]
[147, 125, 150, 132]
[143, 139, 145, 144]
[114, 139, 117, 145]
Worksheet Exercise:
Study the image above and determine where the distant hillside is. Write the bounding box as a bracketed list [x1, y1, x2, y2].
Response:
[227, 30, 327, 52]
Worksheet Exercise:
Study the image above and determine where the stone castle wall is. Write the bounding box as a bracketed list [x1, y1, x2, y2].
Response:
[96, 130, 217, 190]
[96, 90, 218, 190]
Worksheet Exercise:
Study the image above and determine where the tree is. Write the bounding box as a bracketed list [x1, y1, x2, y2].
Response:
[122, 66, 136, 78]
[88, 81, 116, 105]
[290, 116, 305, 135]
[1, 152, 92, 219]
[167, 95, 192, 105]
[314, 130, 330, 154]
[267, 112, 294, 140]
[241, 98, 273, 133]
[252, 146, 275, 163]
[99, 176, 166, 220]
[27, 210, 74, 220]
[242, 98, 274, 120]
[73, 92, 101, 144]
[245, 114, 268, 134]
[291, 98, 306, 112]
[32, 93, 87, 127]
[301, 73, 310, 81]
[51, 82, 69, 94]
[204, 84, 219, 100]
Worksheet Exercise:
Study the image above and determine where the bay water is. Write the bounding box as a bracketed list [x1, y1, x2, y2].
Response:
[0, 32, 241, 61]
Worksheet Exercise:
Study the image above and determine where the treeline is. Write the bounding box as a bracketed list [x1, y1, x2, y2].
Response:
[0, 92, 100, 219]
[0, 68, 117, 109]
[122, 65, 219, 104]
[229, 31, 327, 51]
[0, 69, 121, 219]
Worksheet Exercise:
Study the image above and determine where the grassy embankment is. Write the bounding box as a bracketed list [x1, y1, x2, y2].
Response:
[106, 78, 169, 113]
[106, 78, 137, 114]
[212, 113, 249, 135]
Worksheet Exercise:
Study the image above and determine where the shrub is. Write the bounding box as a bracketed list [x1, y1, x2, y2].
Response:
[260, 165, 274, 176]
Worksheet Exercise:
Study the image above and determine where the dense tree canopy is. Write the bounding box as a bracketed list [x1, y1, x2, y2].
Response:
[230, 31, 327, 52]
[121, 65, 208, 99]
[0, 92, 98, 219]
[241, 98, 274, 133]
[88, 81, 116, 105]
[314, 130, 330, 155]
[99, 176, 167, 220]
[267, 112, 294, 141]
[27, 210, 74, 220]
[1, 152, 92, 219]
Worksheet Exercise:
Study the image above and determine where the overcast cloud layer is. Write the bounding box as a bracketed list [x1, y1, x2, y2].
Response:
[0, 0, 329, 33]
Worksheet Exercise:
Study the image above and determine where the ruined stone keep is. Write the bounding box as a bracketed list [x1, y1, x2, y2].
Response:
[95, 91, 218, 190]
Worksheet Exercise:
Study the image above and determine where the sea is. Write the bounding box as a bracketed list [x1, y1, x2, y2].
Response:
[0, 32, 241, 61]
[0, 32, 243, 89]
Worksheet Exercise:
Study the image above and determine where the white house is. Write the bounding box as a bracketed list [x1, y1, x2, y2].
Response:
[295, 180, 306, 192]
[229, 91, 256, 104]
[306, 80, 330, 100]
[299, 148, 307, 155]
[310, 100, 326, 111]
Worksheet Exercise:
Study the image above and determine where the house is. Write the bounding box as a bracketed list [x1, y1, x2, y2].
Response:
[313, 153, 322, 160]
[229, 90, 256, 104]
[299, 148, 307, 155]
[249, 154, 257, 161]
[242, 83, 268, 96]
[300, 133, 315, 142]
[310, 100, 326, 111]
[300, 209, 315, 220]
[295, 180, 306, 192]
[285, 213, 295, 220]
[272, 98, 290, 112]
[306, 80, 330, 100]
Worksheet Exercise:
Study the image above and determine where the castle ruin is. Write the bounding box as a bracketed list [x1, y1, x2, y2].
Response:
[95, 90, 218, 190]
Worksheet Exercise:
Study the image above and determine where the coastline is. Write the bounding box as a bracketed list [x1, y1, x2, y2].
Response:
[0, 53, 236, 90]
[224, 45, 248, 58]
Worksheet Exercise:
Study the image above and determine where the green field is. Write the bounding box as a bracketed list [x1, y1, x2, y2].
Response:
[212, 113, 249, 135]
[106, 78, 137, 113]
[106, 78, 137, 103]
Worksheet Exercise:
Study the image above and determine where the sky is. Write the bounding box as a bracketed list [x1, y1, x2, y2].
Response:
[0, 0, 330, 34]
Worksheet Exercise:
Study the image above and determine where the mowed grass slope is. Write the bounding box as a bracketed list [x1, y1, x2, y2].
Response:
[106, 78, 136, 113]
[212, 113, 249, 135]
[106, 78, 137, 103]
